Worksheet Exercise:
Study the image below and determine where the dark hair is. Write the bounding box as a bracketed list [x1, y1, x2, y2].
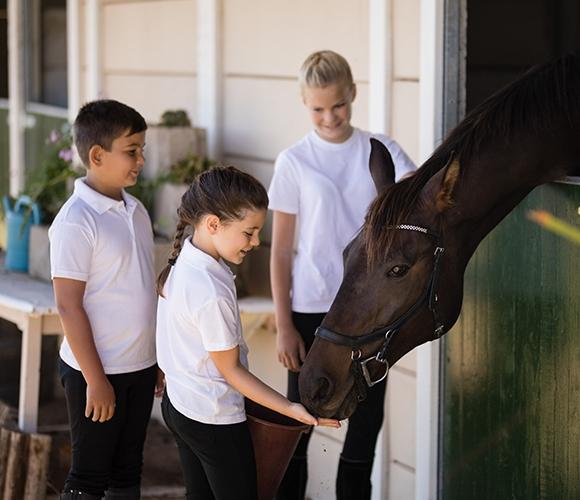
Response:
[157, 165, 269, 296]
[73, 99, 147, 166]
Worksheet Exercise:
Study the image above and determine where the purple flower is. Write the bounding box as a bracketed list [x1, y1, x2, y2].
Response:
[49, 130, 60, 144]
[58, 148, 74, 162]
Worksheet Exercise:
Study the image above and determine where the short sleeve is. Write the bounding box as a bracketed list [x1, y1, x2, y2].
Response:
[268, 151, 300, 214]
[382, 138, 417, 182]
[49, 222, 94, 281]
[196, 298, 241, 352]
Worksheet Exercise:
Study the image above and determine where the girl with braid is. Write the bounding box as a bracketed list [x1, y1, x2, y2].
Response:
[155, 166, 339, 500]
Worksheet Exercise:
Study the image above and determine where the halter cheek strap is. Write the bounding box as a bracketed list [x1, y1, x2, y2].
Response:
[315, 224, 446, 401]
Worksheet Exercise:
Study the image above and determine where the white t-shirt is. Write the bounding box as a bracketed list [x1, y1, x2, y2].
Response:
[156, 238, 249, 425]
[49, 178, 157, 374]
[268, 128, 415, 313]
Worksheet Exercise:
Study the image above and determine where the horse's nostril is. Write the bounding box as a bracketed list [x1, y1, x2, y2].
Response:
[312, 376, 332, 403]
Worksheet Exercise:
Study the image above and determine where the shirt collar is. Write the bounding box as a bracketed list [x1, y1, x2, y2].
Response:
[309, 127, 360, 151]
[74, 177, 137, 215]
[180, 237, 234, 280]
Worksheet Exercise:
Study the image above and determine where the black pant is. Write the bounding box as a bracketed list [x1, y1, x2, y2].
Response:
[161, 392, 258, 500]
[277, 312, 387, 500]
[59, 359, 157, 497]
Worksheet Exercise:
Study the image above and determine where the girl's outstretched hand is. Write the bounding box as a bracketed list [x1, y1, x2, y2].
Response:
[289, 402, 341, 428]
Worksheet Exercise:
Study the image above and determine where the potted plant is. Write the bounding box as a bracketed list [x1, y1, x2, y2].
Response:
[142, 109, 207, 182]
[152, 152, 216, 238]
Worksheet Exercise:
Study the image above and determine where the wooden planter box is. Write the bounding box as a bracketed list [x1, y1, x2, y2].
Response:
[153, 183, 189, 239]
[28, 225, 50, 282]
[142, 126, 207, 181]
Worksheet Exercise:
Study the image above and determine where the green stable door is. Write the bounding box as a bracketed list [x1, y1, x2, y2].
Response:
[439, 1, 580, 497]
[440, 184, 580, 499]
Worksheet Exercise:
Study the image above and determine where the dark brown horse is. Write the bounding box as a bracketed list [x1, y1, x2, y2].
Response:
[299, 53, 580, 419]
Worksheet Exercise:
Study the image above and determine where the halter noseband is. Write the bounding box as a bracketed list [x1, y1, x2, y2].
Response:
[314, 224, 446, 401]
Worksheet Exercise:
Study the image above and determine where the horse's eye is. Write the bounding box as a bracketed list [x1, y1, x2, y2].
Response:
[386, 265, 410, 278]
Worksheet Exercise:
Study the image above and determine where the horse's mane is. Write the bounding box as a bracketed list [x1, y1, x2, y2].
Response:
[365, 53, 580, 267]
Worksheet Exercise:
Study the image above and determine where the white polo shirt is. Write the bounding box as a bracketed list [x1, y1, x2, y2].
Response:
[268, 128, 416, 313]
[156, 238, 249, 424]
[49, 178, 157, 374]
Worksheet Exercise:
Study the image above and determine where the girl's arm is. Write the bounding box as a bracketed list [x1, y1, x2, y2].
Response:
[209, 347, 340, 428]
[270, 211, 305, 372]
[53, 277, 116, 423]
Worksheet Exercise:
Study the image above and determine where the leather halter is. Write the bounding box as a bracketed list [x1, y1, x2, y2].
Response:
[314, 224, 446, 401]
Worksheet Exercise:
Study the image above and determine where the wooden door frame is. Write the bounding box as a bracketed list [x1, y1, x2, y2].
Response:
[416, 1, 466, 498]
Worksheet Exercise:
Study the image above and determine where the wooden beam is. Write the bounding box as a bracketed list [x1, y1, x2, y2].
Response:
[23, 433, 52, 500]
[67, 0, 81, 120]
[416, 1, 446, 499]
[7, 0, 25, 197]
[196, 0, 223, 160]
[369, 0, 393, 135]
[3, 431, 27, 500]
[18, 315, 43, 433]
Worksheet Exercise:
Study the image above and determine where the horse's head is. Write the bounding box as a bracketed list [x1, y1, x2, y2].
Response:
[299, 139, 466, 419]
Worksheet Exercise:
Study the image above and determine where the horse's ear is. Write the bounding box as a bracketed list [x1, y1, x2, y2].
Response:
[422, 154, 461, 213]
[369, 138, 396, 193]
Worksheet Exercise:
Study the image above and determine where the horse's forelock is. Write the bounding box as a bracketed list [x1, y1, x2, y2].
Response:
[364, 176, 422, 269]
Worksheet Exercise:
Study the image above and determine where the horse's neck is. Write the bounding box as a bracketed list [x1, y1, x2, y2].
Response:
[447, 136, 575, 256]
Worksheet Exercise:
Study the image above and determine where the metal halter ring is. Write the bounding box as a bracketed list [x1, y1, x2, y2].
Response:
[360, 355, 389, 387]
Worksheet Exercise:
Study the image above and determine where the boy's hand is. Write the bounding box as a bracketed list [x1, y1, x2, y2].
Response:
[276, 326, 306, 373]
[86, 378, 116, 423]
[155, 367, 165, 398]
[288, 402, 341, 429]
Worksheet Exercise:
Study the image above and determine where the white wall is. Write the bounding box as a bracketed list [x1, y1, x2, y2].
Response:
[86, 0, 198, 125]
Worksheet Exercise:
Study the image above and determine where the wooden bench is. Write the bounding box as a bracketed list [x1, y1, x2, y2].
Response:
[0, 264, 63, 433]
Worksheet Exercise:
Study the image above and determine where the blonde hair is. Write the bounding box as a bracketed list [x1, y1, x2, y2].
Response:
[299, 50, 354, 90]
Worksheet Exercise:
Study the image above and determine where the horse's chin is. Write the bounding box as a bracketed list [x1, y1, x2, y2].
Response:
[309, 386, 359, 420]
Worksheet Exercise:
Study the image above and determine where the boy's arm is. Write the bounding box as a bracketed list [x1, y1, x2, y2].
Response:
[209, 347, 339, 428]
[53, 277, 115, 423]
[270, 211, 305, 372]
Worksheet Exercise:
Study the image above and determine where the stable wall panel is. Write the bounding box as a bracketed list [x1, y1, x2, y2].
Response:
[387, 368, 417, 468]
[307, 429, 344, 500]
[103, 0, 197, 73]
[104, 74, 197, 124]
[388, 462, 415, 500]
[246, 328, 286, 394]
[223, 0, 369, 79]
[393, 0, 420, 80]
[224, 78, 369, 161]
[396, 348, 417, 374]
[391, 80, 419, 164]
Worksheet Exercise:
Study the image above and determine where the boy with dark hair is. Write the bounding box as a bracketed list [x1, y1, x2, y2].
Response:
[49, 99, 163, 500]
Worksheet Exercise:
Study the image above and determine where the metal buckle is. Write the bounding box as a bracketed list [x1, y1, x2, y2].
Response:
[360, 355, 389, 387]
[434, 323, 445, 337]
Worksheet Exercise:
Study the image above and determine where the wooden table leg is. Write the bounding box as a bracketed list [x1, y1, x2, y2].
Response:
[18, 315, 42, 433]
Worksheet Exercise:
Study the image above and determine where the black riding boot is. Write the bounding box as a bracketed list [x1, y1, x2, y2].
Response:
[104, 485, 140, 499]
[276, 455, 308, 500]
[336, 456, 374, 500]
[60, 489, 102, 500]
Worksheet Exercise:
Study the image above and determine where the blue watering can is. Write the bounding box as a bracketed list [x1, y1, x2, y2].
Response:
[2, 195, 41, 272]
